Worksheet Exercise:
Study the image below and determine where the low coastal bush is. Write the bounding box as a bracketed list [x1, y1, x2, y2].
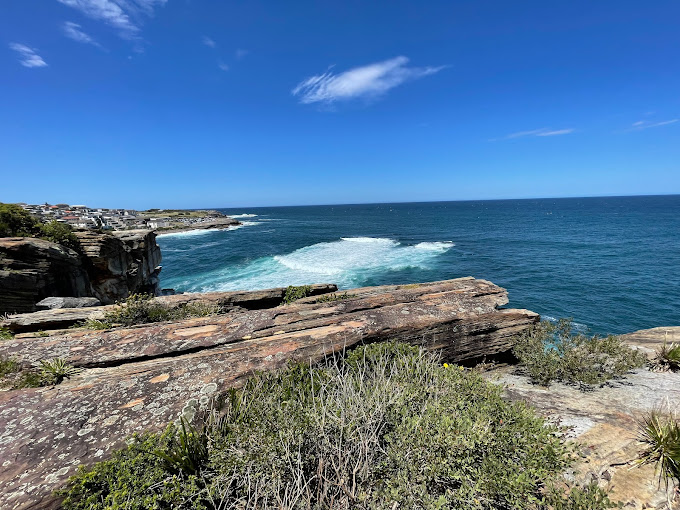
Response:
[58, 342, 619, 510]
[0, 327, 13, 340]
[81, 294, 226, 329]
[512, 319, 647, 390]
[637, 411, 680, 489]
[39, 220, 82, 252]
[282, 284, 312, 304]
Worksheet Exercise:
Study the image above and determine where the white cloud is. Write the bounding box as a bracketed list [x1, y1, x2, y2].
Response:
[63, 21, 102, 47]
[629, 119, 678, 131]
[9, 43, 48, 68]
[492, 128, 575, 141]
[56, 0, 167, 39]
[218, 60, 229, 71]
[202, 36, 216, 48]
[235, 48, 248, 60]
[292, 56, 445, 105]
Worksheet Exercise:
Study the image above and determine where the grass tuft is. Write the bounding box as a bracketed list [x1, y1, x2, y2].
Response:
[637, 411, 680, 490]
[653, 342, 680, 372]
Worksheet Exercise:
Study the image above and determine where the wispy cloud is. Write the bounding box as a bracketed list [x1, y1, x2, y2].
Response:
[217, 60, 229, 71]
[62, 21, 102, 47]
[235, 48, 248, 60]
[491, 128, 575, 141]
[292, 56, 445, 105]
[9, 43, 48, 68]
[56, 0, 167, 39]
[202, 36, 216, 48]
[629, 119, 678, 131]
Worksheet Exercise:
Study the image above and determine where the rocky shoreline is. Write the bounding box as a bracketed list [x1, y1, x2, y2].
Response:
[154, 216, 241, 235]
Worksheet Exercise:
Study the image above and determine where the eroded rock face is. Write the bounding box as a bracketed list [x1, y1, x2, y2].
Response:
[0, 238, 90, 314]
[484, 326, 680, 509]
[0, 230, 162, 314]
[76, 230, 162, 304]
[0, 277, 537, 509]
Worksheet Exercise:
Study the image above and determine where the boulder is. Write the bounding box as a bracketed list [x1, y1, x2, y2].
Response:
[36, 297, 102, 310]
[0, 277, 537, 509]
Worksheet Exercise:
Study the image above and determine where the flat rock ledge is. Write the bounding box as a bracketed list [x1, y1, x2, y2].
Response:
[484, 326, 680, 509]
[0, 277, 537, 510]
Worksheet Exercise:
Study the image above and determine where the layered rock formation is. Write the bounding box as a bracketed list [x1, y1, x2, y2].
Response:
[0, 277, 537, 509]
[484, 326, 680, 509]
[0, 230, 162, 314]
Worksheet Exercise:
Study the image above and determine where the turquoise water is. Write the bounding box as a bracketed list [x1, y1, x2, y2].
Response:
[157, 196, 680, 335]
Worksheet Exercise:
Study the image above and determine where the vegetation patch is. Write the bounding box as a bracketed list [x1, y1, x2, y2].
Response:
[314, 291, 357, 303]
[0, 202, 81, 252]
[58, 342, 618, 509]
[78, 294, 226, 329]
[282, 284, 312, 304]
[0, 356, 77, 389]
[512, 319, 648, 390]
[0, 327, 13, 340]
[637, 411, 680, 490]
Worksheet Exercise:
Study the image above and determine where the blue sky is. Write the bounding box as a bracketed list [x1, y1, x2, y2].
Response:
[1, 1, 679, 209]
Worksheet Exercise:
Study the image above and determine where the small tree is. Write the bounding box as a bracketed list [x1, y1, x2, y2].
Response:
[0, 203, 40, 237]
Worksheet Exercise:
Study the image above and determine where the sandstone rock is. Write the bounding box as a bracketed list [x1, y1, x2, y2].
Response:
[36, 297, 102, 310]
[484, 326, 680, 509]
[0, 230, 162, 314]
[0, 237, 90, 314]
[0, 277, 537, 509]
[1, 284, 338, 333]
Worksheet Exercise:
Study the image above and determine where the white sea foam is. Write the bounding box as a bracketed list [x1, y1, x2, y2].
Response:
[230, 213, 258, 218]
[181, 237, 454, 292]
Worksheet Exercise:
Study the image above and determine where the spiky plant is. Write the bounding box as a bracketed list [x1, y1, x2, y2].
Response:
[38, 358, 80, 385]
[637, 411, 680, 489]
[653, 342, 680, 372]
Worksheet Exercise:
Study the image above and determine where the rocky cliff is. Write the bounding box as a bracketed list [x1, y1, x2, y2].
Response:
[0, 277, 538, 509]
[0, 230, 162, 314]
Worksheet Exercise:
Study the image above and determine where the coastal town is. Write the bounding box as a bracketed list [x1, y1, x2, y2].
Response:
[15, 202, 238, 232]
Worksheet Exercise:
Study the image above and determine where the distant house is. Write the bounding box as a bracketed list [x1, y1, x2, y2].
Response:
[147, 218, 171, 229]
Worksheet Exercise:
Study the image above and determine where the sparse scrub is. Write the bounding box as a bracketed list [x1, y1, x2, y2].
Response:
[75, 295, 227, 330]
[39, 358, 80, 385]
[539, 482, 621, 509]
[512, 319, 647, 390]
[314, 291, 357, 303]
[0, 327, 14, 340]
[282, 284, 313, 304]
[637, 410, 680, 490]
[58, 341, 619, 510]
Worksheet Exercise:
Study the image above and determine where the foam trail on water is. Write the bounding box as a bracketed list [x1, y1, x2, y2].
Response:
[230, 213, 258, 218]
[180, 237, 454, 292]
[157, 228, 222, 238]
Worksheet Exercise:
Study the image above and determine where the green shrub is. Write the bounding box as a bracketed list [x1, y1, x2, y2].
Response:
[0, 356, 20, 379]
[282, 284, 312, 304]
[637, 411, 680, 489]
[39, 220, 82, 252]
[0, 203, 40, 237]
[0, 327, 14, 340]
[540, 482, 622, 509]
[0, 356, 67, 389]
[59, 342, 620, 510]
[512, 320, 648, 390]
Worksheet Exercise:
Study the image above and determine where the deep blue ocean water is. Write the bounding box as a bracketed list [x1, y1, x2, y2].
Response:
[157, 196, 679, 336]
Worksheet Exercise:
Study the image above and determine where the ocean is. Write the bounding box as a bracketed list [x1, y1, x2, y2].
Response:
[157, 195, 679, 336]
